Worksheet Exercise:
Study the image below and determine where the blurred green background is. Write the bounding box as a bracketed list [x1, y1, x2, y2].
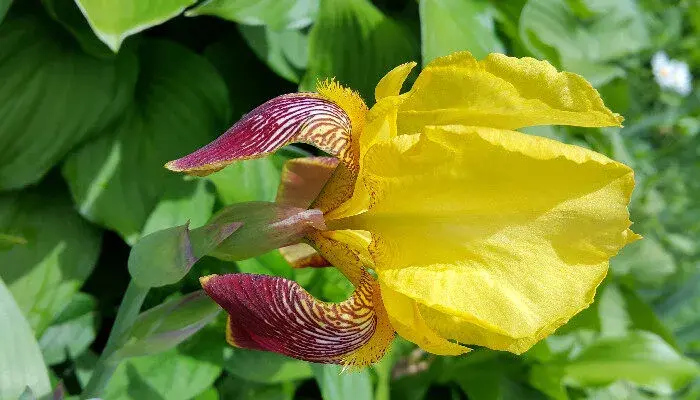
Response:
[1, 0, 699, 399]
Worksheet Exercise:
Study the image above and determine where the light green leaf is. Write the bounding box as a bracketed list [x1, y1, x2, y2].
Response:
[208, 157, 281, 205]
[0, 185, 101, 336]
[562, 332, 700, 394]
[104, 346, 222, 400]
[0, 277, 51, 400]
[142, 180, 216, 237]
[39, 293, 98, 366]
[519, 0, 649, 86]
[239, 25, 308, 83]
[187, 0, 318, 30]
[63, 39, 230, 243]
[236, 250, 294, 279]
[73, 0, 198, 52]
[224, 348, 313, 383]
[312, 364, 373, 400]
[300, 0, 419, 102]
[419, 0, 504, 63]
[0, 13, 137, 190]
[611, 236, 676, 286]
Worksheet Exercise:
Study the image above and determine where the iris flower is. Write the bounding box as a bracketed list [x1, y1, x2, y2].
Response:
[166, 52, 638, 367]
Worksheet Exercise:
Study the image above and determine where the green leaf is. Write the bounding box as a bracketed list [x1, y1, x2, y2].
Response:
[63, 39, 230, 243]
[103, 346, 222, 400]
[208, 157, 281, 205]
[224, 348, 313, 383]
[0, 0, 11, 24]
[300, 0, 419, 102]
[42, 0, 113, 58]
[0, 185, 101, 335]
[312, 364, 373, 400]
[218, 376, 296, 400]
[0, 277, 51, 399]
[39, 292, 98, 365]
[419, 0, 504, 63]
[519, 0, 649, 86]
[236, 250, 294, 279]
[187, 0, 318, 30]
[561, 332, 700, 394]
[0, 13, 137, 190]
[239, 25, 308, 83]
[611, 236, 676, 286]
[73, 0, 198, 52]
[142, 179, 216, 237]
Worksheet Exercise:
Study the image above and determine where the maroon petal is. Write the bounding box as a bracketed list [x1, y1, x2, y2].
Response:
[165, 94, 351, 176]
[200, 271, 393, 365]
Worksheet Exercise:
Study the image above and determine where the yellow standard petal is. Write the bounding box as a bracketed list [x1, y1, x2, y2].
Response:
[397, 51, 623, 134]
[331, 125, 635, 353]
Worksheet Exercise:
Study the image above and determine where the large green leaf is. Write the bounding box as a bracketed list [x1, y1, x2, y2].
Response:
[0, 185, 101, 335]
[63, 39, 230, 243]
[223, 348, 313, 383]
[611, 235, 676, 286]
[218, 376, 296, 400]
[519, 0, 649, 86]
[239, 25, 308, 83]
[312, 364, 373, 400]
[187, 0, 318, 30]
[419, 0, 504, 63]
[0, 13, 137, 190]
[561, 332, 699, 394]
[73, 0, 198, 52]
[39, 292, 98, 366]
[0, 277, 51, 400]
[300, 0, 419, 102]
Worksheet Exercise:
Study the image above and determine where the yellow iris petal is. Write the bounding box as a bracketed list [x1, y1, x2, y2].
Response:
[374, 62, 416, 101]
[397, 51, 623, 134]
[336, 125, 634, 352]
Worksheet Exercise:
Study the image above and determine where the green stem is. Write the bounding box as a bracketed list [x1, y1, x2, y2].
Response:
[81, 280, 149, 399]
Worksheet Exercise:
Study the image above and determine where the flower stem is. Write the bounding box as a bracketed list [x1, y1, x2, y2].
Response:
[81, 280, 149, 399]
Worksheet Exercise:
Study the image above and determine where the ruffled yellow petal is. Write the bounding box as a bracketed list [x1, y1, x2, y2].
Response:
[380, 283, 471, 355]
[397, 52, 623, 134]
[375, 62, 416, 101]
[336, 125, 634, 352]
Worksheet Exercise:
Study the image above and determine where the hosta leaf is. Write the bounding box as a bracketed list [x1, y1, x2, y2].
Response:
[187, 0, 318, 30]
[419, 0, 504, 63]
[73, 0, 198, 52]
[0, 13, 137, 190]
[0, 277, 51, 400]
[300, 0, 419, 102]
[39, 292, 98, 365]
[223, 348, 313, 383]
[0, 0, 11, 24]
[208, 157, 281, 205]
[0, 184, 101, 335]
[239, 25, 308, 83]
[312, 364, 373, 400]
[63, 39, 230, 243]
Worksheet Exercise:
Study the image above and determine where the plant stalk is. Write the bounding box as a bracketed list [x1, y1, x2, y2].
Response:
[81, 280, 149, 399]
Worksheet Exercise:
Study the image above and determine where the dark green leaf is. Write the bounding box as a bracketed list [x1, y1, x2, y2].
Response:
[0, 277, 51, 399]
[300, 0, 419, 102]
[419, 0, 504, 63]
[63, 39, 230, 243]
[41, 0, 113, 58]
[217, 376, 296, 400]
[0, 0, 11, 24]
[0, 185, 101, 335]
[0, 13, 137, 190]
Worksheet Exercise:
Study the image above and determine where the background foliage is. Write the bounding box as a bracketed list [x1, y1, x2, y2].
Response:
[1, 0, 699, 399]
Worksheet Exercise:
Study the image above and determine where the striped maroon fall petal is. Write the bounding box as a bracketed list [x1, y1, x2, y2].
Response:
[200, 271, 383, 364]
[165, 93, 352, 176]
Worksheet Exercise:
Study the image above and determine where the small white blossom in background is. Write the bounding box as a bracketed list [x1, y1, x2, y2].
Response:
[651, 52, 693, 96]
